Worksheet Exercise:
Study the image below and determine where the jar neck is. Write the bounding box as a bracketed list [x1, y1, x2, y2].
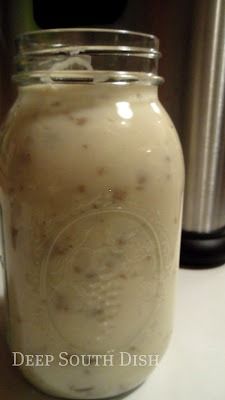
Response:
[14, 28, 163, 86]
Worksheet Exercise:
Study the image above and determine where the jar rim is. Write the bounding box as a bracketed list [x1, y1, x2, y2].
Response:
[17, 28, 159, 45]
[14, 28, 163, 86]
[17, 27, 158, 39]
[16, 28, 160, 56]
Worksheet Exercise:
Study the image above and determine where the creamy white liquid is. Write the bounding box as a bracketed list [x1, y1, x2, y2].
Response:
[0, 83, 184, 399]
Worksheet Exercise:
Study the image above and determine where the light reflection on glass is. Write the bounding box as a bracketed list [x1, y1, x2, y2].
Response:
[116, 102, 133, 119]
[150, 102, 161, 114]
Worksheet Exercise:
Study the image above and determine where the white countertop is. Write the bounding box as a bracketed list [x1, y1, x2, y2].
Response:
[0, 265, 225, 400]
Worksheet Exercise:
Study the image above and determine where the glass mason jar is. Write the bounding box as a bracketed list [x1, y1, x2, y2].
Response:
[0, 29, 184, 399]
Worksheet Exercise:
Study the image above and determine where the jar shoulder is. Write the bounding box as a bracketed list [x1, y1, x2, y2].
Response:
[0, 86, 184, 180]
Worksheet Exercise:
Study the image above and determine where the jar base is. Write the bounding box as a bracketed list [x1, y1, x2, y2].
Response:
[18, 366, 146, 400]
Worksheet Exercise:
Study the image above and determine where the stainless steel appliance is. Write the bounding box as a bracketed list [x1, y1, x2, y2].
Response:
[181, 0, 225, 267]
